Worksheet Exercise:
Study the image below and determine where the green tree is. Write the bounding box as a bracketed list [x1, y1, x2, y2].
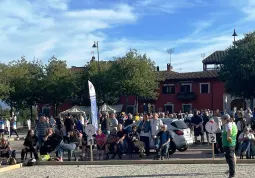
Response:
[108, 49, 158, 111]
[81, 59, 117, 105]
[219, 31, 255, 101]
[0, 63, 11, 99]
[42, 56, 79, 116]
[2, 57, 44, 118]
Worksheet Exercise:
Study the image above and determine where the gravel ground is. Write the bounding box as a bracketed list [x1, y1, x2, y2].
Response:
[2, 164, 254, 178]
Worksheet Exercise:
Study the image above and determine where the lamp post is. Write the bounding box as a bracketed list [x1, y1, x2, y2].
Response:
[92, 41, 103, 105]
[92, 41, 100, 72]
[232, 29, 238, 42]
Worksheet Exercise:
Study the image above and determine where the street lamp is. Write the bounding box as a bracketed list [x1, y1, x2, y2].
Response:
[92, 41, 100, 72]
[92, 41, 104, 104]
[232, 29, 238, 42]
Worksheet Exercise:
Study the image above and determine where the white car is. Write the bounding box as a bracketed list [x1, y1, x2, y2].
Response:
[124, 118, 193, 155]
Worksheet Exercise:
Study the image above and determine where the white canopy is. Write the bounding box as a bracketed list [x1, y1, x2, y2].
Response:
[60, 105, 86, 115]
[100, 104, 123, 113]
[60, 104, 123, 115]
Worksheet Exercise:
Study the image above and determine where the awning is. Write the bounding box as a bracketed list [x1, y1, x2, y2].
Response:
[59, 105, 86, 115]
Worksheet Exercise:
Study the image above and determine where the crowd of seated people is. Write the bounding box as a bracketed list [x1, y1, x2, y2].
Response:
[1, 112, 179, 163]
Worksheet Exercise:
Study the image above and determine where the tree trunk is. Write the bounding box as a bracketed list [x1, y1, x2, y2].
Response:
[10, 101, 13, 117]
[125, 96, 128, 113]
[136, 96, 139, 114]
[30, 105, 33, 121]
[54, 103, 57, 117]
[250, 98, 254, 110]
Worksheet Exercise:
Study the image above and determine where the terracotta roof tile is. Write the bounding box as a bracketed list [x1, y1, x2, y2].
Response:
[70, 67, 85, 72]
[202, 51, 226, 64]
[157, 70, 218, 81]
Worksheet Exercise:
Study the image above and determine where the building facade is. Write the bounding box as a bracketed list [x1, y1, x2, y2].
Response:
[120, 70, 225, 114]
[120, 51, 227, 114]
[119, 51, 254, 114]
[38, 51, 253, 116]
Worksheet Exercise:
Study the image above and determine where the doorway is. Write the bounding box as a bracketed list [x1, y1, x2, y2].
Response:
[164, 104, 174, 113]
[230, 99, 246, 110]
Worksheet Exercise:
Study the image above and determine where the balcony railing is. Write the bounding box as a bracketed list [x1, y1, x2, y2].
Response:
[177, 92, 196, 101]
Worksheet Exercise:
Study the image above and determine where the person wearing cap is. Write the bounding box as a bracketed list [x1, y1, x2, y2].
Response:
[155, 124, 172, 160]
[222, 114, 238, 178]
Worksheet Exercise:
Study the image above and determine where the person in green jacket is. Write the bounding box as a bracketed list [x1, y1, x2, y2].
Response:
[222, 114, 237, 178]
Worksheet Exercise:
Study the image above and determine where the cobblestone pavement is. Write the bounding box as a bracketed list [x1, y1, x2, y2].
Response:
[2, 164, 253, 178]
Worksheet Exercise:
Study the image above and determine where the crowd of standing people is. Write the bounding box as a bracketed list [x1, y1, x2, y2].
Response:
[1, 107, 255, 177]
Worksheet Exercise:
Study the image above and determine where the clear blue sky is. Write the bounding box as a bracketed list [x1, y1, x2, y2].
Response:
[0, 0, 255, 72]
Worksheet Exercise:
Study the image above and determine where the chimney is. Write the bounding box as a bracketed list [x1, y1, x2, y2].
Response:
[157, 66, 159, 71]
[167, 63, 172, 71]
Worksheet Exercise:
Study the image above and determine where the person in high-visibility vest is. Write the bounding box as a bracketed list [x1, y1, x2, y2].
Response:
[222, 114, 237, 178]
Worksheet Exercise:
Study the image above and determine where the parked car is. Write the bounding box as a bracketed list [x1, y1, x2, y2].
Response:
[124, 118, 193, 155]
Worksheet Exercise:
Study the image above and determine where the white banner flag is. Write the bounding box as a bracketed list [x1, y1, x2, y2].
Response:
[88, 80, 98, 130]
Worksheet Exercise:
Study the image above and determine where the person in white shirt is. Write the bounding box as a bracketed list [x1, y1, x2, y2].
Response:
[150, 113, 163, 138]
[244, 108, 253, 126]
[238, 127, 255, 156]
[213, 113, 223, 154]
[80, 115, 85, 125]
[27, 118, 31, 130]
[110, 113, 118, 130]
[10, 116, 19, 139]
[5, 118, 10, 135]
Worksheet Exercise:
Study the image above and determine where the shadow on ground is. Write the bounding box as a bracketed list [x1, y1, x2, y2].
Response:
[100, 172, 223, 178]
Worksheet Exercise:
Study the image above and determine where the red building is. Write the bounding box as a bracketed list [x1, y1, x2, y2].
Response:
[120, 51, 226, 114]
[39, 51, 232, 116]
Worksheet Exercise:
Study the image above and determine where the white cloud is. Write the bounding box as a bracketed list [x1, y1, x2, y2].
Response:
[231, 0, 255, 21]
[192, 20, 214, 35]
[64, 4, 136, 22]
[34, 39, 58, 59]
[0, 0, 137, 65]
[135, 0, 206, 13]
[0, 0, 253, 73]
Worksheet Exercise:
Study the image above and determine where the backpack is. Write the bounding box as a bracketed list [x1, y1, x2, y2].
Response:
[8, 157, 17, 165]
[24, 158, 36, 166]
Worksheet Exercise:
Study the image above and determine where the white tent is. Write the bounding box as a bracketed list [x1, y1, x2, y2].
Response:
[60, 105, 86, 115]
[99, 104, 123, 113]
[60, 104, 123, 115]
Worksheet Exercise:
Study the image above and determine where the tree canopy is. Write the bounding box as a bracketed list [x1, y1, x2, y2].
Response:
[109, 49, 158, 99]
[0, 49, 158, 115]
[219, 31, 255, 99]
